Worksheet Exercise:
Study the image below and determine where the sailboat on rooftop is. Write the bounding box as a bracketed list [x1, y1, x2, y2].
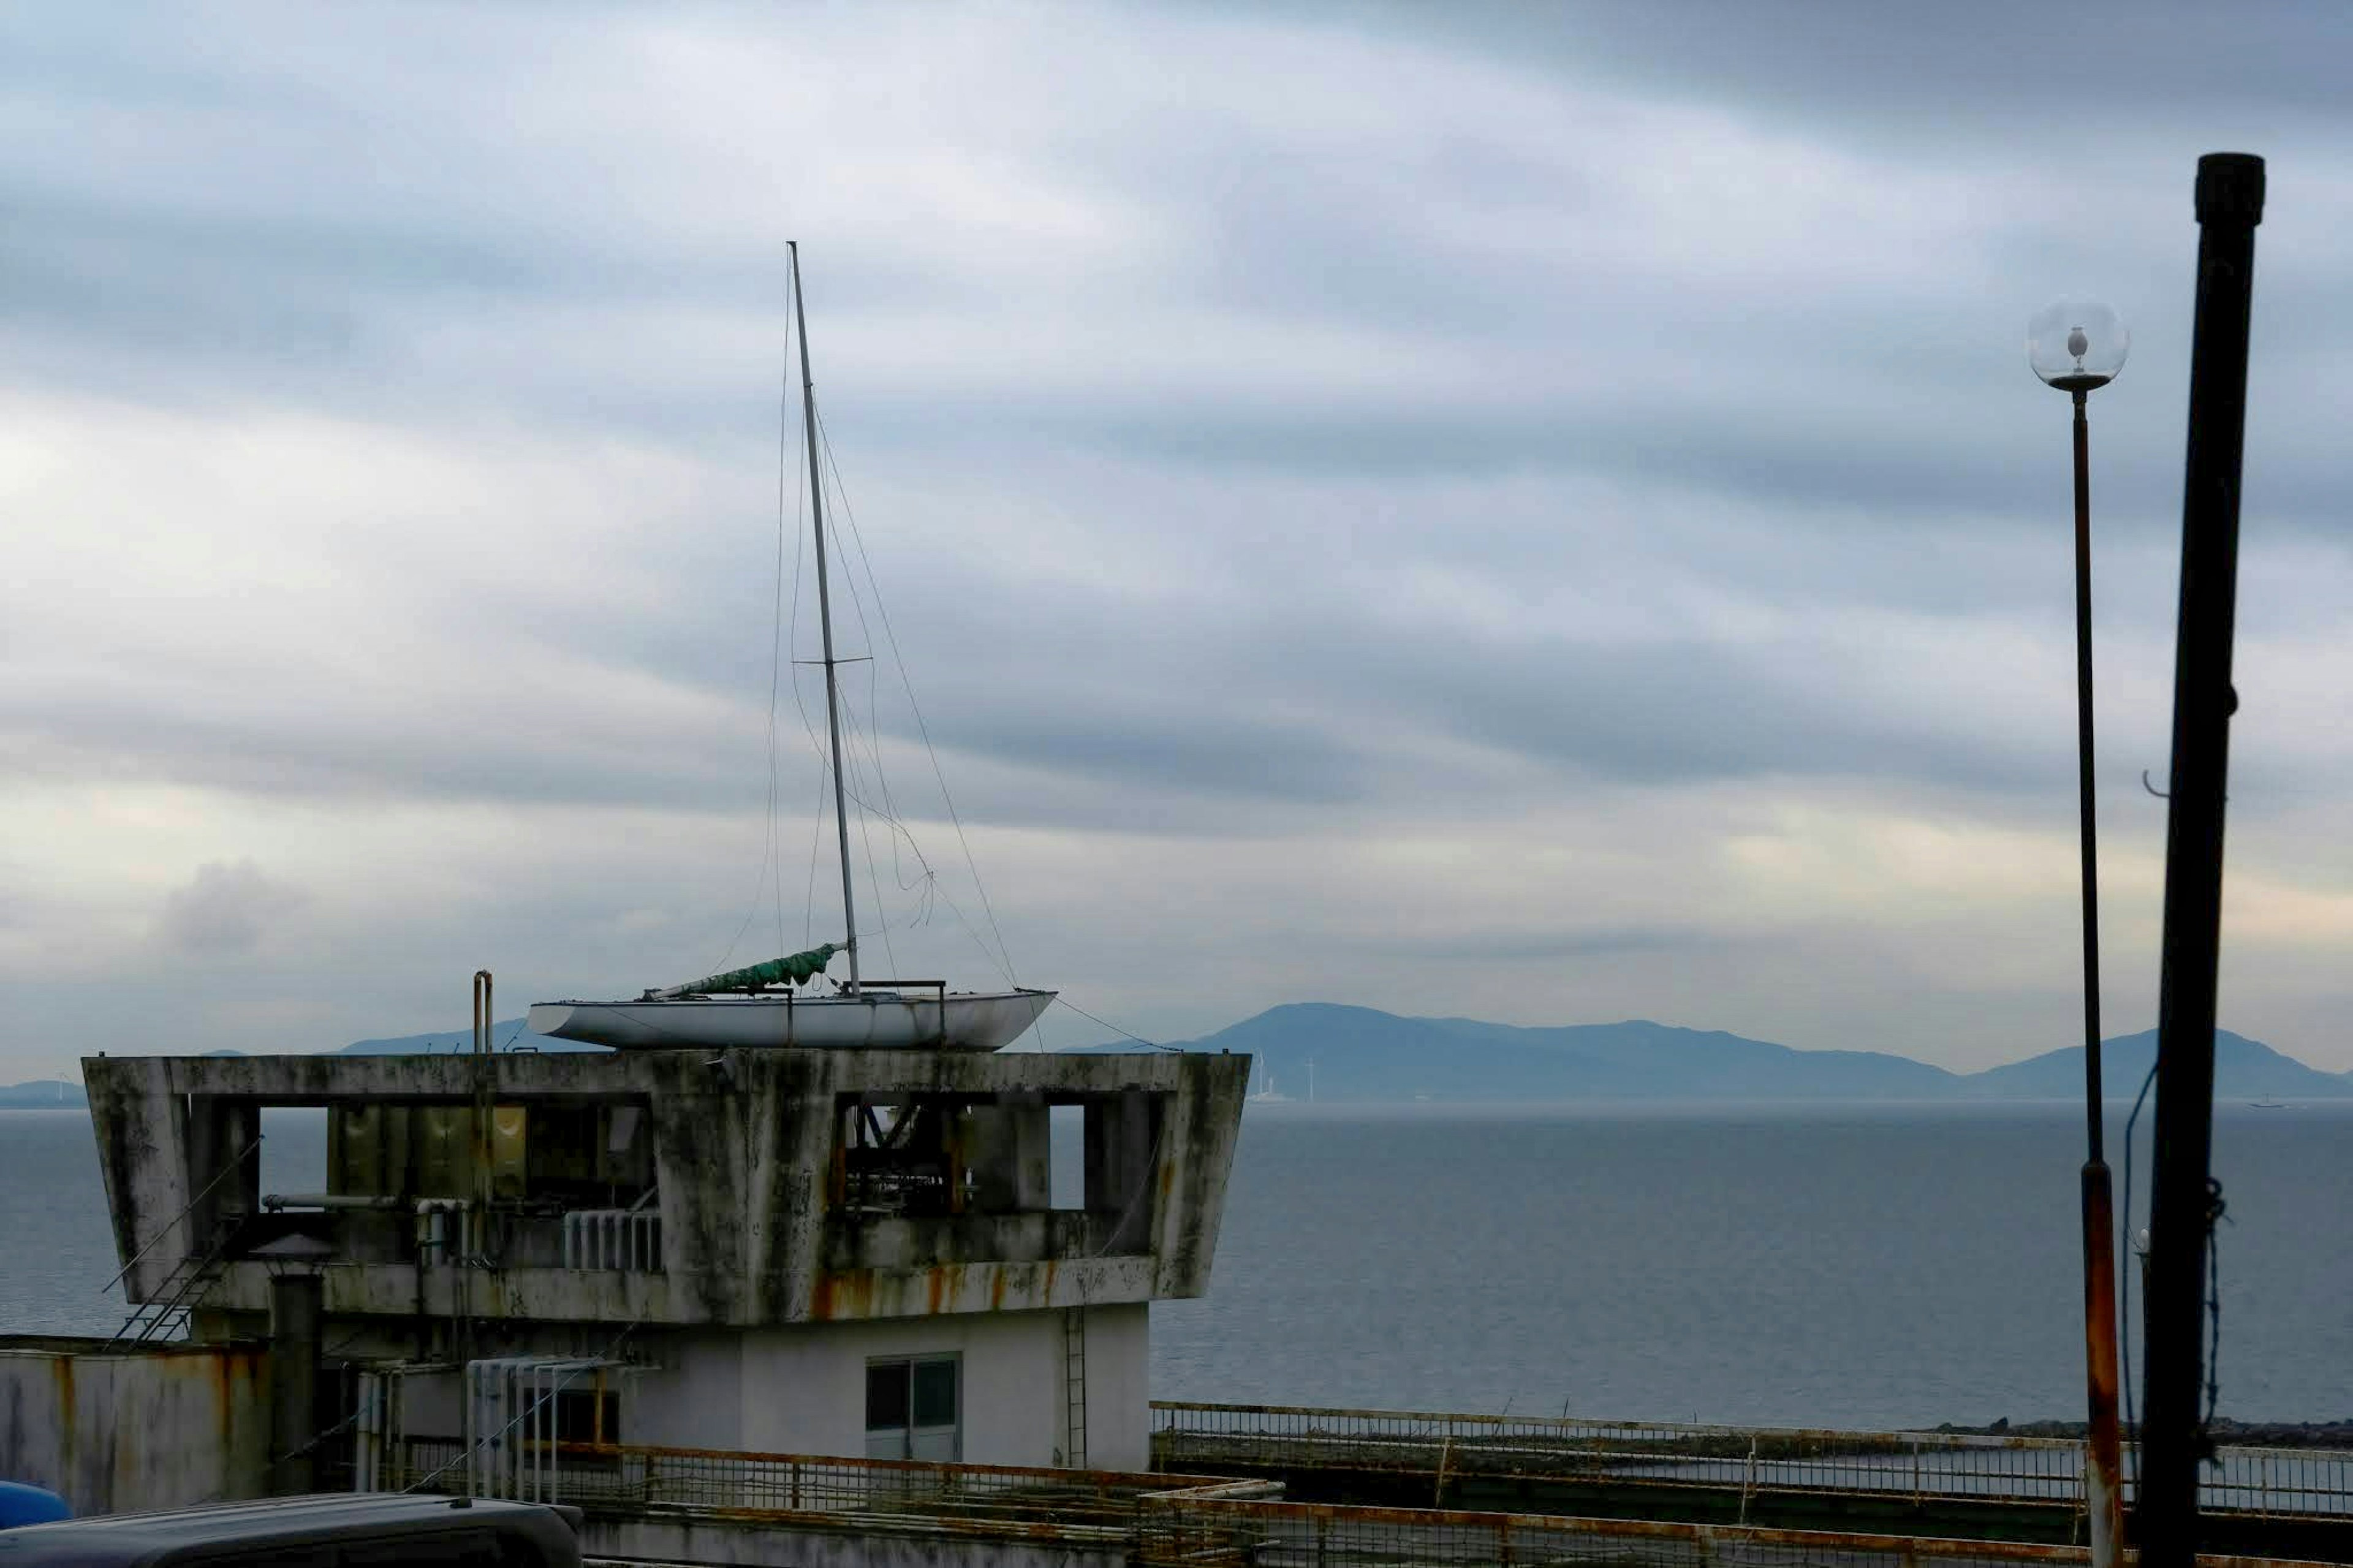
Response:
[529, 244, 1055, 1053]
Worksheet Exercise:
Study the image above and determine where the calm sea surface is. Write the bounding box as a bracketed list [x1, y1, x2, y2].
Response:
[6, 1100, 2347, 1430]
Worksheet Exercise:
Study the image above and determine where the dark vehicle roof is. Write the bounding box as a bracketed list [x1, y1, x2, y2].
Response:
[0, 1494, 580, 1567]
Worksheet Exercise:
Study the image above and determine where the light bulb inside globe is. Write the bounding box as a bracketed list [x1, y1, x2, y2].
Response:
[2029, 300, 2129, 392]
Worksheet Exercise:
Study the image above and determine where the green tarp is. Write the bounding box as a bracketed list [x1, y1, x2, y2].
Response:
[671, 944, 839, 996]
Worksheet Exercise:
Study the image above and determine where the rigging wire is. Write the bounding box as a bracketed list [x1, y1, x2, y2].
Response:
[752, 287, 894, 963]
[801, 763, 828, 948]
[1052, 995, 1172, 1051]
[771, 504, 951, 929]
[915, 879, 1006, 972]
[697, 252, 1042, 996]
[831, 548, 926, 901]
[795, 422, 1018, 979]
[764, 283, 806, 962]
[779, 667, 949, 931]
[740, 314, 1023, 985]
[714, 286, 808, 974]
[846, 707, 901, 980]
[819, 589, 907, 979]
[816, 407, 1021, 984]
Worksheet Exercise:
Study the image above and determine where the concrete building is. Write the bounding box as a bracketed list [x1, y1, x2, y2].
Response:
[78, 1042, 1249, 1484]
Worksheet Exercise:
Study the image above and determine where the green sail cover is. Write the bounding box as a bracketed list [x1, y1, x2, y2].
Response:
[670, 944, 839, 995]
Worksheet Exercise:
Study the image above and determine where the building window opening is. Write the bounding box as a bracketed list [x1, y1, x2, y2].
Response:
[835, 1097, 969, 1218]
[260, 1106, 329, 1205]
[555, 1386, 620, 1447]
[865, 1355, 958, 1461]
[1048, 1104, 1085, 1210]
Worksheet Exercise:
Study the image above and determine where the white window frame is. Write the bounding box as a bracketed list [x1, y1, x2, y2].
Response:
[864, 1353, 960, 1462]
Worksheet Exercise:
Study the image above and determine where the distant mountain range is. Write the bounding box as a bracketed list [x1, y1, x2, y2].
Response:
[1078, 1004, 2353, 1104]
[0, 1080, 86, 1109]
[0, 1018, 602, 1107]
[6, 1005, 2348, 1107]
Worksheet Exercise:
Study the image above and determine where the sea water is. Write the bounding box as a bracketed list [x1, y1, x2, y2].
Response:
[1150, 1100, 2353, 1428]
[5, 1100, 2346, 1429]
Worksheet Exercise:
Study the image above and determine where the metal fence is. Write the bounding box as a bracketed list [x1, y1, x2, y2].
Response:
[1152, 1401, 2353, 1521]
[390, 1434, 1276, 1520]
[384, 1431, 2333, 1568]
[1133, 1494, 2319, 1568]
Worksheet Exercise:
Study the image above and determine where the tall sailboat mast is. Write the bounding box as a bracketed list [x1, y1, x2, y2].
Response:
[789, 241, 860, 990]
[526, 243, 1061, 1050]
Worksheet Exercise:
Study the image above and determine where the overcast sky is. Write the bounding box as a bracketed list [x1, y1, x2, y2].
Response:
[7, 1, 2353, 1080]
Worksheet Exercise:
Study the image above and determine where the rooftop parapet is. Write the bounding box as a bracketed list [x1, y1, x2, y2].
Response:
[83, 1047, 1249, 1331]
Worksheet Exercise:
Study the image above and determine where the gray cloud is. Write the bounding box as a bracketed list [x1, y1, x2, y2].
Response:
[1352, 2, 2353, 137]
[6, 1, 2353, 1077]
[154, 860, 306, 955]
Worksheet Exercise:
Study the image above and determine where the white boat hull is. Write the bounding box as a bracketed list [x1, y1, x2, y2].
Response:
[526, 988, 1056, 1051]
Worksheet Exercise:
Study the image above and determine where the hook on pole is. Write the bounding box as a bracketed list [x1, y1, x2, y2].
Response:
[2143, 768, 2224, 803]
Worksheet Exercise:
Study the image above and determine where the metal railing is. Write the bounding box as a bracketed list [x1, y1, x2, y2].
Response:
[384, 1431, 2328, 1568]
[1151, 1401, 2353, 1521]
[390, 1435, 1276, 1521]
[1132, 1493, 2316, 1568]
[560, 1210, 662, 1271]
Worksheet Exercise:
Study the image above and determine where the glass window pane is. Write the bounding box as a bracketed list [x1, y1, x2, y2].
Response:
[865, 1361, 910, 1431]
[555, 1388, 619, 1445]
[912, 1358, 957, 1428]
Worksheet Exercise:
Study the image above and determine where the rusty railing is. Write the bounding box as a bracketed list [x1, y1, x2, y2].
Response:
[1151, 1400, 2353, 1521]
[390, 1430, 2332, 1568]
[391, 1434, 1275, 1520]
[1133, 1493, 2324, 1568]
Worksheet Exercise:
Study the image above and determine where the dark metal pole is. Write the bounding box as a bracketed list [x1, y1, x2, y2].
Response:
[2137, 150, 2264, 1566]
[2074, 388, 2104, 1167]
[2071, 386, 2124, 1567]
[2083, 1162, 2123, 1561]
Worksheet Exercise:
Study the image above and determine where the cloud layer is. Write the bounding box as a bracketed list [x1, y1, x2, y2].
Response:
[6, 2, 2353, 1077]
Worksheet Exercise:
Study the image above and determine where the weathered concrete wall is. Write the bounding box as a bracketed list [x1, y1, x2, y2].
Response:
[620, 1306, 1146, 1468]
[80, 1048, 1251, 1331]
[729, 1309, 1089, 1467]
[0, 1339, 270, 1515]
[627, 1332, 746, 1452]
[394, 1366, 465, 1440]
[1078, 1303, 1150, 1472]
[420, 1304, 1146, 1471]
[576, 1511, 1128, 1568]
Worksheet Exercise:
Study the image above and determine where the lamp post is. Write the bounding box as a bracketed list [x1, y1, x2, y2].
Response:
[2029, 298, 2131, 1568]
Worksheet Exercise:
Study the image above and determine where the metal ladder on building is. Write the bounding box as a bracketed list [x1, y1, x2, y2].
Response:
[100, 1136, 262, 1349]
[1062, 1305, 1087, 1469]
[105, 1218, 238, 1348]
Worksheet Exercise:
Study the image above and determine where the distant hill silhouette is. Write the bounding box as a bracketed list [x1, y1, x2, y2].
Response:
[1964, 1028, 2351, 1101]
[0, 1080, 86, 1109]
[1, 1022, 594, 1104]
[1071, 1003, 2353, 1104]
[12, 1006, 2347, 1105]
